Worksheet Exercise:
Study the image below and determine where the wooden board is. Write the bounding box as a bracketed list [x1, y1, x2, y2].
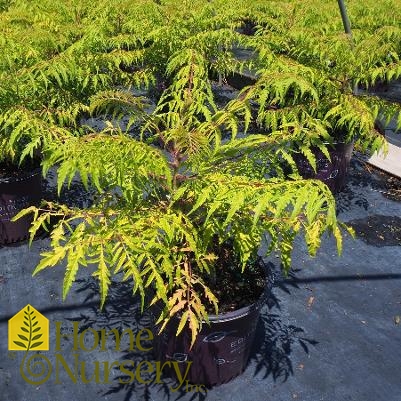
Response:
[368, 142, 401, 178]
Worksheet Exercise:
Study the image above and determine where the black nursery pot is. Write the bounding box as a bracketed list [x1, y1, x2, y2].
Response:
[0, 168, 42, 244]
[294, 142, 354, 193]
[153, 286, 268, 388]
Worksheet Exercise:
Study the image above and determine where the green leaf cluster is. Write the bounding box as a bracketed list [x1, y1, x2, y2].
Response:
[4, 0, 400, 344]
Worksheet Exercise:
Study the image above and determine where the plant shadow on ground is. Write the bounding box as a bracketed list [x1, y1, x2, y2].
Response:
[347, 214, 401, 247]
[334, 157, 401, 246]
[64, 262, 315, 401]
[42, 169, 95, 209]
[335, 156, 401, 215]
[247, 264, 318, 384]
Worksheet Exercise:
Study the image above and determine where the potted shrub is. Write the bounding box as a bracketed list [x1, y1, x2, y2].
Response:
[211, 0, 401, 191]
[264, 3, 401, 192]
[0, 0, 90, 243]
[21, 46, 349, 386]
[0, 157, 42, 244]
[0, 104, 79, 243]
[0, 0, 151, 242]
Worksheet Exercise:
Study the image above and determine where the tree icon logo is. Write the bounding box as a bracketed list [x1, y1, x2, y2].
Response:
[8, 305, 49, 351]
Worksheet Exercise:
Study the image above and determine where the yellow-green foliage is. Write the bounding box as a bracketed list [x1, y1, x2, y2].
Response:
[17, 44, 349, 345]
[1, 0, 401, 165]
[4, 0, 400, 343]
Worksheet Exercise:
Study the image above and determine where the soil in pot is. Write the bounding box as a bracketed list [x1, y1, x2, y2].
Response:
[0, 161, 42, 244]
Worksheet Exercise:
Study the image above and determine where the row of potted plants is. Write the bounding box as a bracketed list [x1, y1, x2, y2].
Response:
[1, 0, 401, 387]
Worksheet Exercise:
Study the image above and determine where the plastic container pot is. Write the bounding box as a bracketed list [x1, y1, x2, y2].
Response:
[0, 168, 42, 244]
[153, 282, 270, 387]
[294, 142, 354, 193]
